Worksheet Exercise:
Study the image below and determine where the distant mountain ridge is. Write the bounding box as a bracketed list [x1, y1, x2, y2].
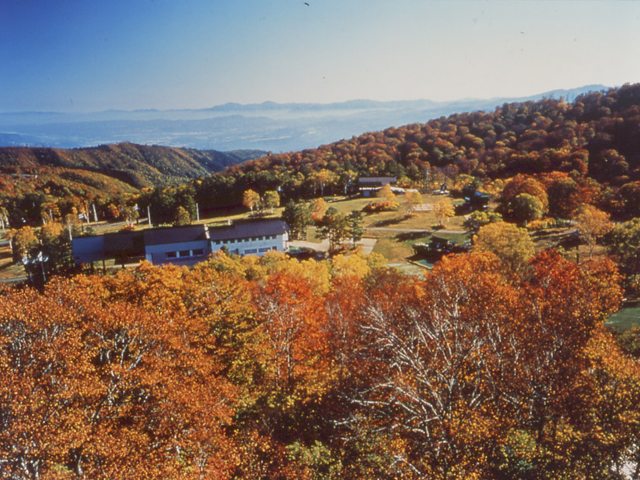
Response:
[0, 85, 609, 152]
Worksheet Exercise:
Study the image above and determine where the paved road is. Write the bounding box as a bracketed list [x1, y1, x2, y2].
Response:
[289, 237, 377, 255]
[0, 277, 28, 284]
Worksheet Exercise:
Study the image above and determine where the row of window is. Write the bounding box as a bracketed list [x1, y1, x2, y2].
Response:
[213, 235, 278, 245]
[163, 244, 278, 260]
[244, 247, 276, 255]
[165, 248, 205, 259]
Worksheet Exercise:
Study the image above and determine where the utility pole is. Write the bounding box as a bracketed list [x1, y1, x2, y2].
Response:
[196, 203, 200, 222]
[147, 206, 152, 226]
[92, 203, 99, 224]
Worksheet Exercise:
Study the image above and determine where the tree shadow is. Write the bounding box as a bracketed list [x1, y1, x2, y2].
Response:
[395, 232, 430, 242]
[370, 215, 411, 227]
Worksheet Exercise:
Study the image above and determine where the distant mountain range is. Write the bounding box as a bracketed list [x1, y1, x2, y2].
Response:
[0, 85, 608, 152]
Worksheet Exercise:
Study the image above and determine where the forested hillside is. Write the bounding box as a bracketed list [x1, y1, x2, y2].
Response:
[227, 83, 640, 184]
[0, 142, 262, 188]
[183, 83, 640, 219]
[0, 143, 263, 226]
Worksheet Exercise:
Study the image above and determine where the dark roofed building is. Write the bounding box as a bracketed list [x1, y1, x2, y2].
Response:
[209, 219, 289, 256]
[461, 187, 492, 210]
[104, 231, 145, 258]
[144, 225, 211, 266]
[143, 225, 209, 246]
[72, 220, 290, 267]
[73, 231, 144, 265]
[358, 176, 397, 187]
[358, 176, 398, 197]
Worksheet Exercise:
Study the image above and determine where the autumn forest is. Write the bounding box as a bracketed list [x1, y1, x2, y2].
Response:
[3, 84, 640, 479]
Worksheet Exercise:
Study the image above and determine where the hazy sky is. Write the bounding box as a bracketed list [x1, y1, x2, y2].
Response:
[1, 0, 639, 113]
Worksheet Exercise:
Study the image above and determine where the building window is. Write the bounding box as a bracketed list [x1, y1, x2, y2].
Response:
[193, 249, 204, 256]
[258, 247, 270, 253]
[244, 248, 257, 254]
[179, 250, 190, 257]
[166, 251, 177, 259]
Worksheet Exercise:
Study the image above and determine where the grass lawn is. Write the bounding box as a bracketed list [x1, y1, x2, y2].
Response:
[0, 244, 26, 281]
[372, 236, 416, 264]
[606, 304, 640, 331]
[325, 196, 372, 214]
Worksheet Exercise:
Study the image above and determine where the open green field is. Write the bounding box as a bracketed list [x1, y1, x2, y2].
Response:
[606, 303, 640, 331]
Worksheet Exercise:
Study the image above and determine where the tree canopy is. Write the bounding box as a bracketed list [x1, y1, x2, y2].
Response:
[0, 249, 631, 479]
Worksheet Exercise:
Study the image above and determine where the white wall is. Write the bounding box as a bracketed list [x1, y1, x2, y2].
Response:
[210, 233, 288, 256]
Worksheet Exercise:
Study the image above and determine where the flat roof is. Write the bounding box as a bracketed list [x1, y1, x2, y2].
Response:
[208, 219, 289, 241]
[143, 225, 209, 246]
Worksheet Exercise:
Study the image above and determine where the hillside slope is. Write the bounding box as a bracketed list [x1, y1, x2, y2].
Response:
[0, 142, 263, 189]
[222, 83, 640, 186]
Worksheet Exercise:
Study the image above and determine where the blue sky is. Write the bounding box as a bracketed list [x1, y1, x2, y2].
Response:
[1, 0, 639, 113]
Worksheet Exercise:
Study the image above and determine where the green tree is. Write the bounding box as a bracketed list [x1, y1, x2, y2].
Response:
[146, 187, 178, 226]
[547, 177, 579, 219]
[282, 200, 312, 240]
[122, 205, 139, 226]
[173, 206, 191, 226]
[608, 218, 640, 292]
[499, 176, 548, 222]
[347, 210, 365, 246]
[463, 210, 503, 232]
[316, 208, 349, 252]
[512, 193, 544, 226]
[262, 190, 280, 213]
[25, 222, 76, 285]
[616, 181, 640, 219]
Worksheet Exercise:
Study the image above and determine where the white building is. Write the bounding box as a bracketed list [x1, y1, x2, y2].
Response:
[72, 219, 290, 267]
[209, 219, 289, 256]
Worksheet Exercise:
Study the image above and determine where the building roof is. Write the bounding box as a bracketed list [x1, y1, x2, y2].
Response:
[358, 176, 397, 185]
[103, 231, 145, 256]
[208, 219, 289, 241]
[143, 225, 209, 246]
